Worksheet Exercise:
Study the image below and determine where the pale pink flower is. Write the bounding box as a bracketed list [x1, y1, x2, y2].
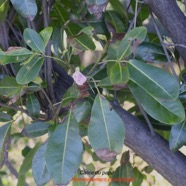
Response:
[72, 71, 87, 85]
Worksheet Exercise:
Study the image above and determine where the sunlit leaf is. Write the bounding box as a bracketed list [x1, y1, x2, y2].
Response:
[40, 27, 53, 47]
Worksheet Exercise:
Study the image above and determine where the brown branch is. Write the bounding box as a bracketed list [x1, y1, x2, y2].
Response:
[112, 100, 186, 186]
[144, 0, 186, 63]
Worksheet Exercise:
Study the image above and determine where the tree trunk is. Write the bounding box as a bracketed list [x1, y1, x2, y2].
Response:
[112, 100, 186, 186]
[145, 0, 186, 63]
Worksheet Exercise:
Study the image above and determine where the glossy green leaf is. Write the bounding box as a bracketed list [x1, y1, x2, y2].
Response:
[117, 27, 147, 61]
[45, 113, 83, 185]
[10, 0, 37, 21]
[169, 121, 186, 152]
[110, 62, 129, 84]
[32, 143, 51, 185]
[0, 77, 23, 97]
[135, 42, 167, 63]
[88, 94, 125, 162]
[128, 59, 179, 100]
[0, 123, 11, 168]
[72, 101, 91, 123]
[16, 56, 44, 84]
[23, 28, 45, 53]
[0, 48, 33, 65]
[40, 27, 53, 47]
[0, 0, 8, 22]
[24, 122, 50, 138]
[26, 94, 40, 117]
[112, 162, 133, 186]
[17, 144, 40, 186]
[128, 80, 185, 124]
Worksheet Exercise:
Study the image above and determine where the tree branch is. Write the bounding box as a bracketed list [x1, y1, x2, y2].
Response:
[112, 100, 186, 186]
[144, 0, 186, 63]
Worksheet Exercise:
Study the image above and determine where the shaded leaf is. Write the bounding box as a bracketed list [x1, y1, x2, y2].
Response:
[23, 28, 45, 53]
[88, 94, 125, 162]
[0, 112, 12, 122]
[40, 27, 53, 47]
[45, 114, 83, 185]
[16, 56, 44, 84]
[169, 121, 186, 152]
[26, 94, 40, 117]
[17, 144, 40, 186]
[72, 101, 91, 123]
[128, 80, 185, 124]
[0, 0, 9, 22]
[32, 142, 51, 185]
[0, 47, 33, 65]
[0, 77, 23, 97]
[23, 122, 50, 138]
[10, 0, 37, 21]
[0, 123, 11, 168]
[128, 59, 179, 100]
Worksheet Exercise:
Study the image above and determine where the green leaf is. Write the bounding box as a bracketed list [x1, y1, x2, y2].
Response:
[117, 27, 147, 61]
[110, 62, 129, 84]
[0, 47, 33, 65]
[72, 101, 91, 123]
[0, 77, 23, 97]
[88, 94, 125, 162]
[24, 122, 50, 138]
[0, 0, 8, 22]
[17, 144, 40, 186]
[40, 27, 53, 47]
[0, 112, 12, 122]
[132, 167, 144, 186]
[45, 113, 83, 185]
[169, 121, 186, 152]
[128, 80, 185, 124]
[135, 42, 167, 63]
[26, 94, 40, 117]
[16, 56, 44, 84]
[23, 28, 45, 53]
[112, 162, 133, 186]
[105, 11, 126, 33]
[0, 123, 11, 168]
[128, 59, 179, 100]
[32, 143, 51, 185]
[10, 0, 37, 21]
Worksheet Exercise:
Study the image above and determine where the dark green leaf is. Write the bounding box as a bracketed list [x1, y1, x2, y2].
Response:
[88, 94, 125, 162]
[132, 167, 144, 186]
[169, 121, 186, 152]
[26, 94, 40, 117]
[0, 77, 23, 97]
[0, 112, 12, 122]
[16, 56, 44, 84]
[23, 28, 45, 53]
[128, 59, 179, 100]
[10, 0, 37, 21]
[0, 0, 8, 22]
[45, 113, 83, 185]
[32, 143, 51, 185]
[128, 80, 185, 124]
[0, 48, 33, 65]
[0, 123, 11, 168]
[24, 122, 50, 138]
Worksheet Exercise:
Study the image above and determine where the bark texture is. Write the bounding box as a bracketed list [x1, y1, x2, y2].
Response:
[112, 101, 186, 186]
[145, 0, 186, 62]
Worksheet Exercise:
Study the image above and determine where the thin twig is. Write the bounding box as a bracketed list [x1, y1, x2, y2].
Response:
[150, 11, 178, 80]
[134, 0, 139, 28]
